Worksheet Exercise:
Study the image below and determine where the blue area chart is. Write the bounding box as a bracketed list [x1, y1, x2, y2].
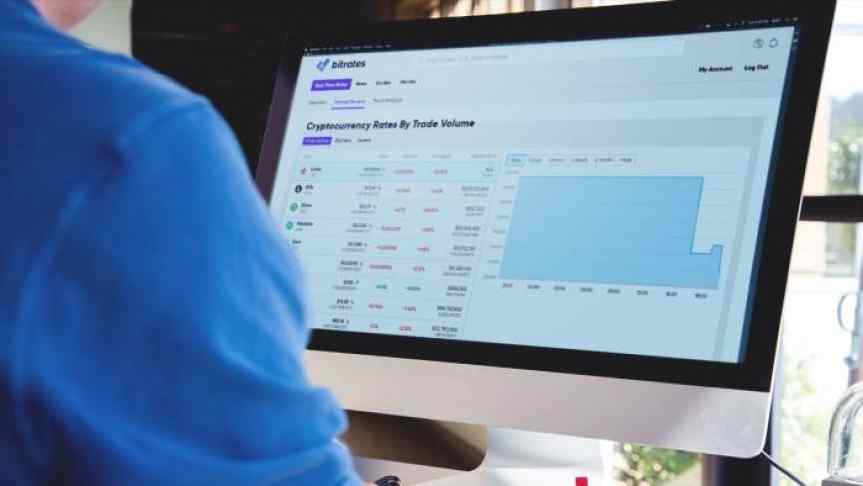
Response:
[499, 176, 723, 289]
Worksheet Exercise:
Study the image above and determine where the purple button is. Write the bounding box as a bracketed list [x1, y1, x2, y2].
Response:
[302, 136, 333, 146]
[311, 79, 352, 91]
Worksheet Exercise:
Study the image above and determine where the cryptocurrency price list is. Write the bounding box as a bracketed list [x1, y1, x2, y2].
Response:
[283, 156, 497, 338]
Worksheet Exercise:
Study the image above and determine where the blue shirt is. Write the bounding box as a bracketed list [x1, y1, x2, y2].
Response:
[0, 1, 360, 484]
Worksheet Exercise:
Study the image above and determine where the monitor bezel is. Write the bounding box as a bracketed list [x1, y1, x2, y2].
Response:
[256, 1, 835, 393]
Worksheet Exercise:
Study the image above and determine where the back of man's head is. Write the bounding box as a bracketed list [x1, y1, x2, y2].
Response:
[30, 0, 104, 31]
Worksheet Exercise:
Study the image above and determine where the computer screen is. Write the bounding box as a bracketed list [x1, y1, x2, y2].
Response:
[267, 25, 798, 364]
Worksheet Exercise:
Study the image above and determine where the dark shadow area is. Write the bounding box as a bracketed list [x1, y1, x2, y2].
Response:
[345, 411, 486, 471]
[132, 1, 384, 170]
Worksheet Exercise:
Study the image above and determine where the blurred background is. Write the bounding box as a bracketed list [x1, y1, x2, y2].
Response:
[70, 1, 863, 484]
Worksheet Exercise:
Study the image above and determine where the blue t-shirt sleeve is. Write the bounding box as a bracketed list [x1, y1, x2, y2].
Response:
[31, 100, 361, 485]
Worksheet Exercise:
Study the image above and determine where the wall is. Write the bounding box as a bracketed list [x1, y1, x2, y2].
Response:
[69, 0, 132, 54]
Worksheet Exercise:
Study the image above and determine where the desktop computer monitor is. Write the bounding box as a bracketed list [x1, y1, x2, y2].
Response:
[256, 1, 835, 460]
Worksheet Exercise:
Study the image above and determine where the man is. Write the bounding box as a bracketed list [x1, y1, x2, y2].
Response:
[0, 0, 364, 484]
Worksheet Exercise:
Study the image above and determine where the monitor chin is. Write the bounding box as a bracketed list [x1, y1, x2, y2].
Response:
[308, 351, 771, 459]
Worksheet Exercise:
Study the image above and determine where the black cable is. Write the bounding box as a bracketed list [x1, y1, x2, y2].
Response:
[374, 475, 401, 486]
[761, 450, 807, 486]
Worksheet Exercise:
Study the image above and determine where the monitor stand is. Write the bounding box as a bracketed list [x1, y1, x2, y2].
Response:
[345, 411, 614, 485]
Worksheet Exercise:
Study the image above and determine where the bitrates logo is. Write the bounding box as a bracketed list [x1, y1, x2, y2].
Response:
[315, 59, 366, 71]
[330, 60, 366, 69]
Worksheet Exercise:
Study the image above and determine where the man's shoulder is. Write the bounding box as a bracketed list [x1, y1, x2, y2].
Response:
[62, 47, 206, 127]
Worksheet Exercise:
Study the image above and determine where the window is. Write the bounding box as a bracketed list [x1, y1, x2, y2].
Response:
[776, 2, 863, 485]
[389, 0, 662, 18]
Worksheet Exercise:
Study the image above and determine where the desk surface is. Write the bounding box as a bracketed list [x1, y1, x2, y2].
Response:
[357, 457, 606, 486]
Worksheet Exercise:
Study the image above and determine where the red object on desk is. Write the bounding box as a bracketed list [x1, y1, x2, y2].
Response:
[575, 478, 588, 486]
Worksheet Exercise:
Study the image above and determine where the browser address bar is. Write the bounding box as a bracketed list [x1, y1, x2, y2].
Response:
[418, 38, 686, 66]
